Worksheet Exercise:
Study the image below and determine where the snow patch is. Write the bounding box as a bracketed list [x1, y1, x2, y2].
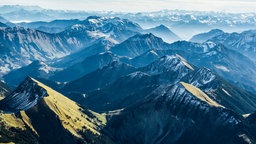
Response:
[88, 19, 99, 24]
[129, 71, 149, 78]
[149, 50, 159, 56]
[206, 51, 217, 56]
[202, 42, 216, 52]
[222, 89, 231, 97]
[175, 54, 194, 70]
[214, 65, 230, 72]
[71, 24, 86, 30]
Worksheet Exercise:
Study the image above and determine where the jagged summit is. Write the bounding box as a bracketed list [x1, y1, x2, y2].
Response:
[0, 77, 47, 113]
[141, 55, 194, 75]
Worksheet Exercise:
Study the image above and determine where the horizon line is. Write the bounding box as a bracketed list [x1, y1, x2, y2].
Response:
[0, 4, 255, 14]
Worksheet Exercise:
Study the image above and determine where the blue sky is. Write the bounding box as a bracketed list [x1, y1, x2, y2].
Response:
[0, 0, 255, 13]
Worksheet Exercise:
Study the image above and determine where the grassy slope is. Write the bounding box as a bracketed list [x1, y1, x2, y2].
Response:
[0, 77, 107, 143]
[180, 82, 223, 107]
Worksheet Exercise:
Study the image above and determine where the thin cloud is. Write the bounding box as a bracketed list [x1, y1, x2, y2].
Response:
[0, 0, 255, 13]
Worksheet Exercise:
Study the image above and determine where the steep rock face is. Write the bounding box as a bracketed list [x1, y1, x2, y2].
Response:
[0, 27, 73, 59]
[0, 81, 11, 100]
[0, 27, 72, 76]
[62, 61, 136, 93]
[245, 112, 256, 139]
[110, 33, 170, 58]
[0, 77, 47, 113]
[145, 24, 181, 43]
[52, 51, 119, 82]
[0, 77, 109, 144]
[104, 83, 254, 144]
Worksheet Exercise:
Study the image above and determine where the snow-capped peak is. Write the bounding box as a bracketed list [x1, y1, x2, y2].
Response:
[202, 41, 217, 53]
[141, 55, 194, 76]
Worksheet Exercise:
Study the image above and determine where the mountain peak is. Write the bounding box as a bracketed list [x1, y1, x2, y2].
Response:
[132, 33, 162, 40]
[86, 15, 101, 20]
[110, 33, 168, 58]
[157, 55, 194, 70]
[155, 24, 170, 31]
[209, 29, 224, 33]
[0, 77, 107, 143]
[0, 76, 48, 113]
[80, 16, 142, 32]
[141, 55, 194, 77]
[190, 29, 225, 43]
[145, 24, 181, 43]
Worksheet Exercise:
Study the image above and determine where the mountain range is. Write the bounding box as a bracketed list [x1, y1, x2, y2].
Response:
[1, 5, 256, 39]
[191, 29, 256, 63]
[0, 16, 142, 77]
[63, 55, 256, 114]
[1, 56, 255, 143]
[2, 29, 255, 94]
[0, 12, 255, 144]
